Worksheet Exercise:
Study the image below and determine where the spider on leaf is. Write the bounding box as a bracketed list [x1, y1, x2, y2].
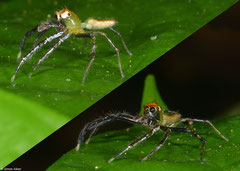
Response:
[76, 102, 229, 163]
[11, 8, 132, 85]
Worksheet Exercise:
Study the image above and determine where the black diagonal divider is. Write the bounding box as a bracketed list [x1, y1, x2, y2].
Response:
[6, 2, 240, 170]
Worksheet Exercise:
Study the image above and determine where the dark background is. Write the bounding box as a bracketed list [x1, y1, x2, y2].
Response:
[7, 2, 240, 171]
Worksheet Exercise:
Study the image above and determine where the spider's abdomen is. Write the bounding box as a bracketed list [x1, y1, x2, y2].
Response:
[84, 18, 118, 30]
[159, 112, 181, 127]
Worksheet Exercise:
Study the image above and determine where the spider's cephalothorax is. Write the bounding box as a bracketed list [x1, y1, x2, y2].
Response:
[76, 102, 229, 163]
[11, 8, 132, 85]
[143, 102, 161, 125]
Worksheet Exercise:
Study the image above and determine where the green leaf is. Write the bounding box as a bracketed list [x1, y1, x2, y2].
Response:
[48, 115, 240, 171]
[141, 74, 168, 113]
[0, 0, 238, 167]
[0, 89, 68, 168]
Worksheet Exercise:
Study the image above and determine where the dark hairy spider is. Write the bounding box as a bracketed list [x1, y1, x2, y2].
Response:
[76, 102, 229, 163]
[11, 8, 132, 85]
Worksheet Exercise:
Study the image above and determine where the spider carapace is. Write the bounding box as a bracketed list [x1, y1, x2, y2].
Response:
[76, 102, 229, 163]
[11, 8, 132, 84]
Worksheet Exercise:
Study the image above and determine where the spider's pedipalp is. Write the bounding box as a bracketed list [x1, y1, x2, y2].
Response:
[11, 32, 64, 82]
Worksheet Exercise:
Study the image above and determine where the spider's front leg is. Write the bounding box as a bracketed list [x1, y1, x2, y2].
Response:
[11, 32, 64, 82]
[29, 33, 71, 78]
[17, 20, 60, 59]
[76, 113, 143, 151]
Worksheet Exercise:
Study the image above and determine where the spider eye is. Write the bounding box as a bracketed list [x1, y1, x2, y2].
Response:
[145, 106, 149, 112]
[150, 107, 156, 113]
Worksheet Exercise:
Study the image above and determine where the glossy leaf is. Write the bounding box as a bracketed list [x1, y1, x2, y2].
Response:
[0, 89, 68, 168]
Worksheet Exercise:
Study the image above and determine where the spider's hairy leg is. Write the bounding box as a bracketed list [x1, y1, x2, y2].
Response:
[85, 126, 98, 145]
[92, 31, 125, 78]
[32, 21, 62, 49]
[141, 128, 171, 162]
[76, 116, 113, 151]
[170, 127, 206, 163]
[17, 21, 60, 59]
[108, 125, 161, 163]
[29, 33, 71, 78]
[108, 27, 132, 56]
[82, 34, 97, 85]
[17, 25, 38, 59]
[171, 118, 229, 141]
[76, 113, 142, 151]
[11, 32, 64, 82]
[32, 29, 48, 48]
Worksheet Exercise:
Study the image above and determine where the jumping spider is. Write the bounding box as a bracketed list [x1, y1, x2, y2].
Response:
[11, 8, 132, 85]
[76, 102, 229, 163]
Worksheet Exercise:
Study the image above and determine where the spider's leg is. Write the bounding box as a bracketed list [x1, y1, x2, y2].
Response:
[76, 113, 143, 151]
[29, 33, 70, 78]
[82, 34, 97, 85]
[108, 125, 161, 163]
[170, 118, 229, 141]
[141, 128, 171, 162]
[92, 31, 124, 78]
[18, 21, 61, 59]
[33, 29, 49, 48]
[84, 113, 137, 144]
[32, 21, 62, 48]
[11, 32, 64, 82]
[109, 27, 132, 56]
[76, 117, 108, 151]
[17, 25, 38, 59]
[85, 126, 99, 145]
[170, 127, 206, 163]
